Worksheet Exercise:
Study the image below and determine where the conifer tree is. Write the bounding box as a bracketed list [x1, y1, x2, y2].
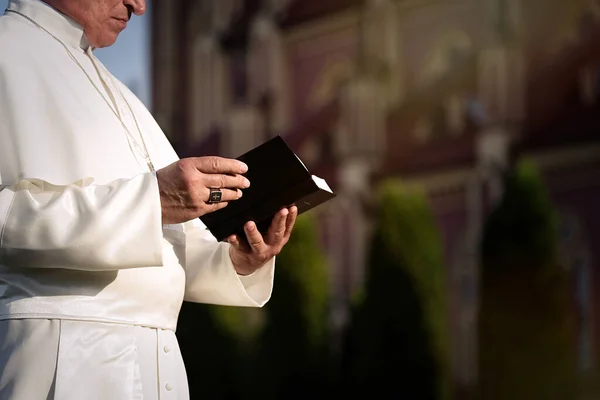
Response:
[478, 159, 578, 399]
[252, 214, 331, 397]
[343, 181, 450, 399]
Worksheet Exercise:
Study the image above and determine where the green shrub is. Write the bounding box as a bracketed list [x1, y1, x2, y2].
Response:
[343, 181, 450, 399]
[176, 301, 248, 399]
[478, 159, 578, 400]
[251, 213, 332, 397]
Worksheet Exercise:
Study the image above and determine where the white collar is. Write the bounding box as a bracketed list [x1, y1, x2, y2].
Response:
[6, 0, 91, 50]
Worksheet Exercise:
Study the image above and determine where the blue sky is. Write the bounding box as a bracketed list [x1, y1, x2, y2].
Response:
[0, 0, 152, 107]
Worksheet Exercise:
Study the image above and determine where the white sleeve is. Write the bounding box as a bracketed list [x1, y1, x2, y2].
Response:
[0, 173, 164, 271]
[180, 219, 275, 307]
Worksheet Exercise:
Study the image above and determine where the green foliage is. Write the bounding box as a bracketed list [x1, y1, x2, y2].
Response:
[177, 215, 330, 399]
[343, 181, 450, 399]
[250, 213, 332, 397]
[211, 304, 265, 346]
[176, 302, 249, 399]
[177, 214, 331, 399]
[478, 158, 578, 400]
[481, 158, 559, 274]
[377, 182, 449, 375]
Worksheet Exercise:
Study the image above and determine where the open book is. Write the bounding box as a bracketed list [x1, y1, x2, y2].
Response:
[200, 135, 336, 242]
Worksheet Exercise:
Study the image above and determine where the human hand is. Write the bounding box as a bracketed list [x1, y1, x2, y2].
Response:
[156, 156, 250, 224]
[228, 206, 298, 275]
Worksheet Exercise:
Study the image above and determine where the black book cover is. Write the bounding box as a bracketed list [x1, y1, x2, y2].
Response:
[200, 135, 336, 242]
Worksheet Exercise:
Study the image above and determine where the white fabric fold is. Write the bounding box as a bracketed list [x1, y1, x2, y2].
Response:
[177, 221, 275, 307]
[0, 319, 189, 399]
[0, 173, 163, 271]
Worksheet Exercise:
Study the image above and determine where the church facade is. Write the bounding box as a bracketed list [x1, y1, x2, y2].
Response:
[151, 0, 600, 390]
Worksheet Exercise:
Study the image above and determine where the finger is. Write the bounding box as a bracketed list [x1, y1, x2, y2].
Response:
[203, 201, 229, 213]
[228, 234, 250, 252]
[201, 187, 243, 203]
[283, 206, 298, 239]
[193, 156, 248, 175]
[266, 208, 288, 245]
[203, 173, 250, 190]
[228, 234, 239, 246]
[244, 221, 267, 253]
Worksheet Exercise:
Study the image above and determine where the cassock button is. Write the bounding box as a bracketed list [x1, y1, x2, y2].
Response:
[163, 345, 171, 353]
[165, 383, 173, 391]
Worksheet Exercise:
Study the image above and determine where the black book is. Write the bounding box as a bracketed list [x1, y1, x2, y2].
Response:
[200, 135, 336, 242]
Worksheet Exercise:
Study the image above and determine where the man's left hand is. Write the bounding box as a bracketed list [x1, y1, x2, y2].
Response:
[228, 206, 298, 276]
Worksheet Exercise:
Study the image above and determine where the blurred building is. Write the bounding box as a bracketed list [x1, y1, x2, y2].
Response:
[151, 0, 600, 390]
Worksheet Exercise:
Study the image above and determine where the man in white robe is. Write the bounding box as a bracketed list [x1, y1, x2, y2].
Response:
[0, 0, 298, 399]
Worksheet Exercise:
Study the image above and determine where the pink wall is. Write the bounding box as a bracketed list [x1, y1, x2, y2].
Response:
[286, 25, 357, 123]
[399, 0, 486, 92]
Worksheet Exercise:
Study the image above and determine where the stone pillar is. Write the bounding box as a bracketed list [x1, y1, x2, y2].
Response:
[479, 0, 525, 125]
[337, 160, 373, 294]
[247, 13, 291, 135]
[337, 78, 386, 166]
[578, 63, 600, 106]
[558, 214, 594, 373]
[446, 94, 468, 135]
[327, 199, 351, 336]
[212, 0, 243, 32]
[152, 0, 178, 139]
[478, 46, 525, 125]
[190, 35, 230, 144]
[325, 191, 368, 333]
[458, 123, 510, 392]
[224, 105, 263, 158]
[460, 168, 484, 391]
[476, 125, 511, 204]
[363, 0, 403, 105]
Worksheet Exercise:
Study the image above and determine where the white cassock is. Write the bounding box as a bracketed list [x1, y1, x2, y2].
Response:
[0, 1, 276, 399]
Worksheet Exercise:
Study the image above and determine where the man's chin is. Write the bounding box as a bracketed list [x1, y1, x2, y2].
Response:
[91, 34, 119, 49]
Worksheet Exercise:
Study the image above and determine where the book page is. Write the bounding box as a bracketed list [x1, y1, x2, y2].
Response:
[312, 175, 332, 193]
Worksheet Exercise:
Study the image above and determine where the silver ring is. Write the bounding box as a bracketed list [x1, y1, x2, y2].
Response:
[207, 188, 223, 204]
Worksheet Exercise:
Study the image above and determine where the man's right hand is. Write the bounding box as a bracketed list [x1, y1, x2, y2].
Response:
[156, 157, 250, 225]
